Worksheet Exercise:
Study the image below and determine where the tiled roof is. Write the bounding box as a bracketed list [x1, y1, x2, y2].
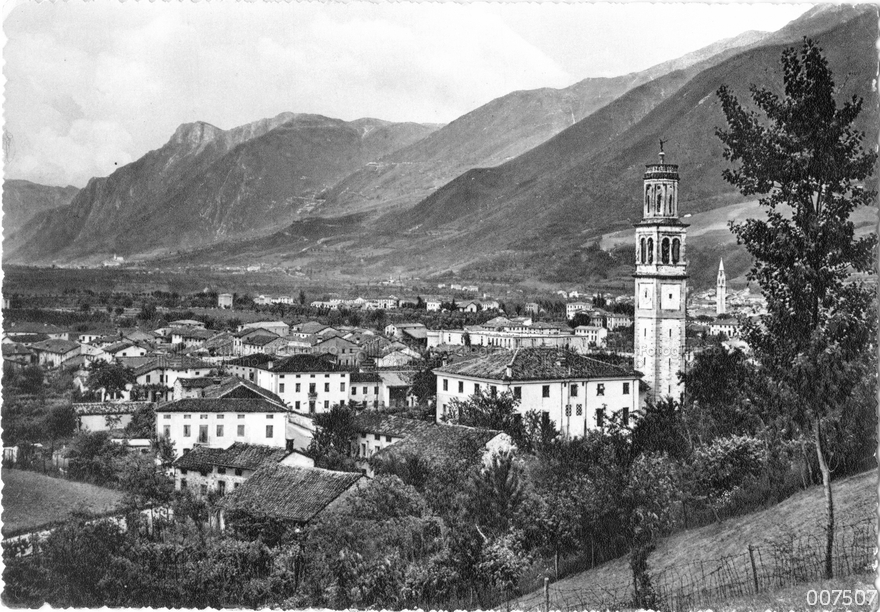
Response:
[2, 343, 33, 356]
[178, 377, 221, 389]
[156, 398, 288, 414]
[352, 413, 433, 438]
[433, 347, 639, 382]
[225, 353, 274, 367]
[265, 354, 341, 373]
[133, 356, 213, 376]
[30, 339, 81, 354]
[401, 327, 428, 340]
[202, 377, 284, 405]
[104, 340, 137, 353]
[294, 322, 329, 335]
[203, 332, 234, 349]
[74, 401, 154, 416]
[5, 322, 65, 334]
[245, 334, 283, 347]
[173, 442, 288, 472]
[221, 465, 362, 523]
[350, 372, 381, 383]
[372, 423, 501, 466]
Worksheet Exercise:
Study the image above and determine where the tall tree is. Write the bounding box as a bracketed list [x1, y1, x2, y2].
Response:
[716, 39, 877, 578]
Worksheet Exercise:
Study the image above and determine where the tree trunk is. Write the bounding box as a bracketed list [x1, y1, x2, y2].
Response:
[554, 548, 559, 581]
[814, 419, 834, 579]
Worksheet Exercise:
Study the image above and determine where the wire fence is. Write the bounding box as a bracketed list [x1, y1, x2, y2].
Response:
[511, 520, 876, 611]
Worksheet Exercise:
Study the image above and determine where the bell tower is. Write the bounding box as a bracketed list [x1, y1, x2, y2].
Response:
[633, 142, 687, 401]
[716, 259, 727, 315]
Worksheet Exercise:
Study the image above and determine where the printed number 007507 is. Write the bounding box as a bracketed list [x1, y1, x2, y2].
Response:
[806, 589, 877, 607]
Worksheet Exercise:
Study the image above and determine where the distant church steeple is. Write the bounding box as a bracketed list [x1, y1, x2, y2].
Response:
[716, 259, 727, 315]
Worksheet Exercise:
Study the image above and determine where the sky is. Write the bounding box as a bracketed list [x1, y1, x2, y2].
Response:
[3, 1, 812, 188]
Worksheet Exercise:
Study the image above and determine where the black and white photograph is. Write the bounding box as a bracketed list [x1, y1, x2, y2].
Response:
[1, 1, 877, 609]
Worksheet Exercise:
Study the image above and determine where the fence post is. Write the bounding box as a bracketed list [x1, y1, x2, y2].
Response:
[748, 545, 759, 593]
[544, 576, 550, 612]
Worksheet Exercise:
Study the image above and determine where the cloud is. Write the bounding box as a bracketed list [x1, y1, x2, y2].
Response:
[2, 1, 807, 188]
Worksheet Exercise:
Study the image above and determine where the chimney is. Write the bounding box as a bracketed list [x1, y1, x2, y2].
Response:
[505, 364, 512, 379]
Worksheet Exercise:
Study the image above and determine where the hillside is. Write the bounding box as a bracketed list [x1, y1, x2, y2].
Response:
[510, 470, 876, 611]
[367, 4, 878, 282]
[2, 180, 79, 253]
[315, 28, 770, 221]
[8, 114, 439, 264]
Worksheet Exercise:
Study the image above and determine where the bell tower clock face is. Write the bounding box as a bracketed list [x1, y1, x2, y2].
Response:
[638, 283, 654, 309]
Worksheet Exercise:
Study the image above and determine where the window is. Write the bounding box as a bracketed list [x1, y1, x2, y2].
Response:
[266, 425, 274, 438]
[490, 385, 497, 396]
[216, 424, 224, 437]
[237, 424, 245, 437]
[163, 425, 170, 438]
[621, 406, 630, 427]
[623, 382, 630, 395]
[324, 383, 330, 392]
[458, 381, 464, 393]
[374, 434, 380, 441]
[361, 443, 366, 456]
[647, 238, 654, 264]
[474, 383, 480, 393]
[340, 382, 345, 392]
[217, 480, 226, 495]
[639, 237, 646, 264]
[295, 401, 301, 410]
[216, 414, 224, 420]
[672, 238, 681, 264]
[234, 468, 243, 476]
[266, 414, 274, 419]
[324, 400, 329, 410]
[279, 383, 285, 393]
[145, 374, 151, 383]
[200, 414, 208, 420]
[374, 386, 378, 394]
[295, 383, 301, 392]
[443, 379, 448, 391]
[180, 468, 188, 475]
[386, 436, 392, 442]
[184, 414, 191, 419]
[237, 414, 245, 419]
[200, 484, 208, 496]
[198, 425, 208, 443]
[183, 425, 191, 437]
[513, 386, 522, 399]
[217, 467, 226, 475]
[352, 387, 358, 395]
[596, 407, 605, 427]
[180, 478, 187, 490]
[363, 386, 368, 395]
[163, 414, 170, 419]
[576, 404, 583, 416]
[570, 384, 578, 397]
[542, 385, 550, 398]
[597, 384, 605, 396]
[661, 237, 670, 264]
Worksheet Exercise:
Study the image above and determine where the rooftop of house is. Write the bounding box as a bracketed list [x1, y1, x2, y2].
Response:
[261, 354, 341, 374]
[244, 334, 283, 347]
[177, 377, 222, 389]
[157, 397, 289, 414]
[202, 376, 284, 405]
[352, 412, 433, 438]
[103, 340, 139, 354]
[225, 353, 275, 367]
[371, 423, 502, 466]
[4, 322, 66, 334]
[349, 372, 382, 383]
[133, 356, 214, 376]
[293, 321, 330, 335]
[176, 328, 215, 340]
[73, 401, 154, 416]
[30, 339, 81, 354]
[433, 347, 640, 382]
[2, 342, 34, 356]
[220, 464, 362, 523]
[173, 442, 289, 473]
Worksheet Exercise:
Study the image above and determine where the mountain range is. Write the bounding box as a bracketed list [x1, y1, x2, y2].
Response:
[6, 4, 877, 291]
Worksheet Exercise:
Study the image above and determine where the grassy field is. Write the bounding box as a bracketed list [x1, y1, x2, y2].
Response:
[510, 470, 876, 611]
[701, 572, 878, 612]
[1, 469, 123, 537]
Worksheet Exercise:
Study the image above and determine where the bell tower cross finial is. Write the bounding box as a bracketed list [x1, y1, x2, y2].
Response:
[659, 138, 667, 164]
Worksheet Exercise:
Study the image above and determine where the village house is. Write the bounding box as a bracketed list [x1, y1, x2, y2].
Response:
[425, 298, 444, 312]
[217, 464, 363, 529]
[253, 354, 350, 414]
[375, 296, 399, 310]
[134, 356, 215, 402]
[708, 318, 742, 338]
[351, 412, 433, 475]
[2, 343, 37, 370]
[311, 335, 362, 367]
[4, 322, 69, 341]
[566, 302, 592, 319]
[172, 442, 313, 497]
[240, 320, 290, 337]
[434, 347, 641, 438]
[242, 333, 287, 356]
[73, 401, 154, 432]
[172, 328, 215, 349]
[349, 372, 382, 408]
[225, 353, 275, 382]
[156, 397, 291, 458]
[103, 340, 149, 358]
[574, 325, 609, 346]
[168, 319, 206, 329]
[524, 302, 542, 315]
[218, 293, 233, 309]
[173, 377, 223, 400]
[30, 339, 81, 369]
[369, 423, 513, 477]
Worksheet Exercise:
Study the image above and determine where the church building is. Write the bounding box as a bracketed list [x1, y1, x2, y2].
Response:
[633, 146, 687, 401]
[716, 259, 727, 315]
